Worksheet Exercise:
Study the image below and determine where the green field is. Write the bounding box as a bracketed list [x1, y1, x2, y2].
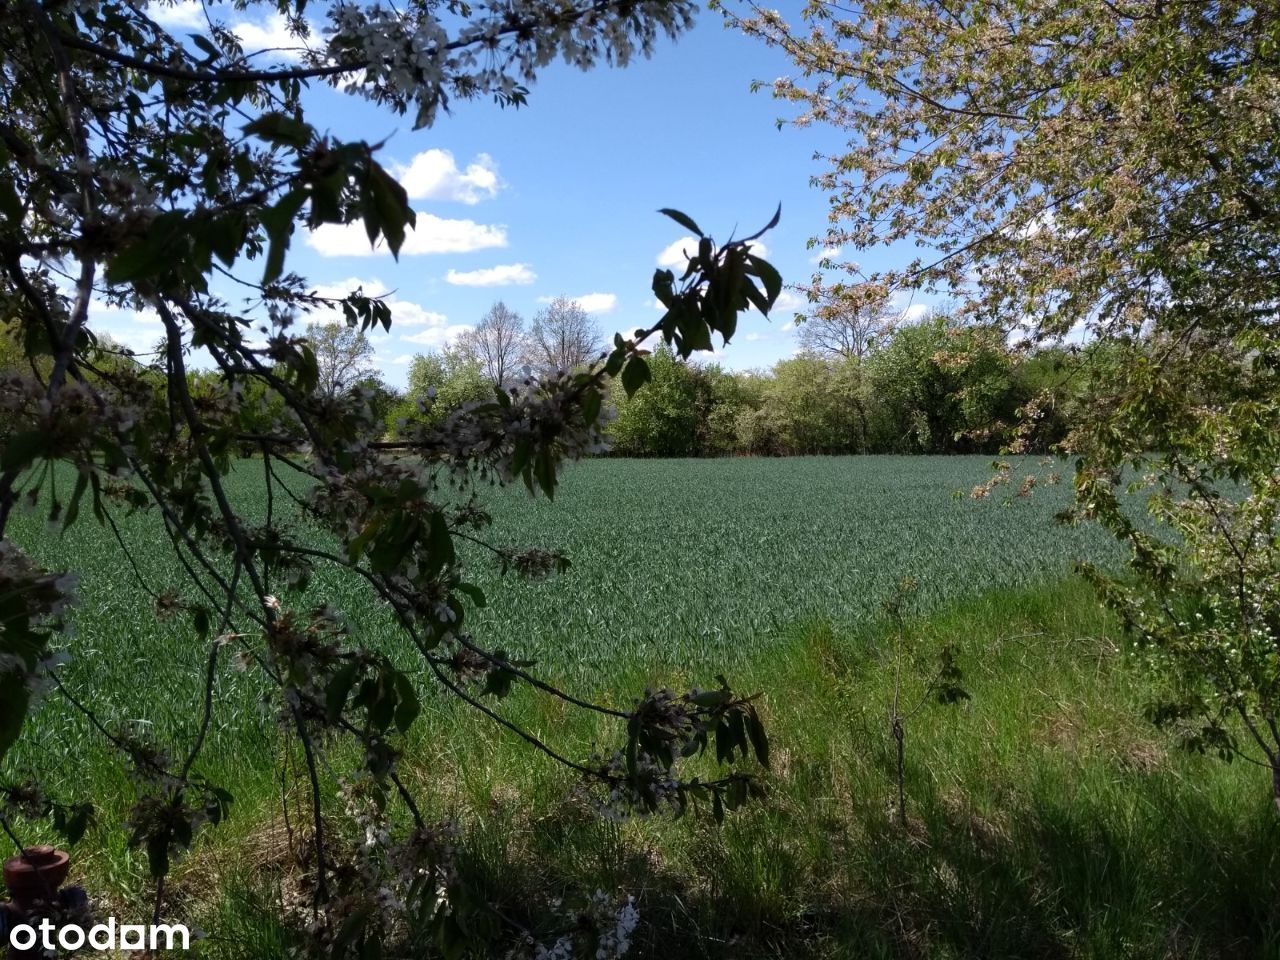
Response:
[8, 456, 1279, 958]
[12, 454, 1116, 673]
[7, 455, 1115, 792]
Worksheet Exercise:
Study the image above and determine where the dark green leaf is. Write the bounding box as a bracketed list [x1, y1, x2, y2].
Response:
[745, 255, 783, 308]
[1, 431, 44, 474]
[0, 674, 29, 768]
[146, 834, 171, 879]
[242, 112, 313, 150]
[582, 387, 602, 425]
[424, 510, 455, 576]
[657, 208, 704, 237]
[621, 356, 651, 398]
[746, 707, 770, 768]
[326, 663, 360, 722]
[455, 582, 486, 608]
[392, 669, 420, 734]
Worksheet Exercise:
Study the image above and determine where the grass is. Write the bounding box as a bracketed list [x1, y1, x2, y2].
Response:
[183, 578, 1280, 959]
[7, 456, 1277, 957]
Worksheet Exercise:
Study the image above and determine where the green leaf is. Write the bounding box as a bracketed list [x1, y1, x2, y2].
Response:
[745, 255, 783, 308]
[621, 356, 651, 398]
[456, 582, 486, 608]
[190, 34, 222, 62]
[105, 238, 165, 285]
[326, 663, 360, 722]
[741, 280, 771, 317]
[482, 663, 517, 699]
[366, 676, 396, 731]
[746, 707, 770, 768]
[534, 445, 556, 498]
[677, 314, 713, 355]
[366, 162, 412, 257]
[146, 833, 171, 879]
[582, 387, 602, 425]
[690, 689, 729, 708]
[61, 469, 89, 532]
[436, 912, 468, 960]
[0, 177, 22, 223]
[657, 208, 704, 237]
[208, 213, 246, 267]
[53, 803, 94, 846]
[347, 518, 382, 564]
[191, 606, 211, 639]
[423, 510, 455, 576]
[368, 516, 419, 573]
[651, 268, 675, 306]
[242, 112, 313, 150]
[260, 188, 308, 284]
[0, 673, 29, 768]
[392, 670, 420, 734]
[332, 903, 374, 958]
[1, 431, 44, 474]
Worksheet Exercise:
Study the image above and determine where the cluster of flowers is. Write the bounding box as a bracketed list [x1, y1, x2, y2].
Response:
[510, 890, 639, 960]
[322, 0, 693, 127]
[0, 540, 77, 698]
[403, 369, 613, 483]
[290, 777, 461, 958]
[585, 748, 685, 821]
[0, 372, 144, 470]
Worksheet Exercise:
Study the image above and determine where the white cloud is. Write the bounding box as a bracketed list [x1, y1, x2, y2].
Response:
[149, 4, 311, 61]
[657, 236, 767, 269]
[306, 278, 447, 331]
[900, 303, 931, 323]
[401, 324, 475, 348]
[310, 277, 390, 300]
[307, 213, 507, 257]
[378, 353, 414, 365]
[744, 332, 766, 342]
[538, 292, 617, 314]
[149, 0, 204, 29]
[656, 235, 698, 269]
[445, 263, 536, 287]
[232, 15, 312, 61]
[387, 302, 449, 327]
[810, 245, 843, 264]
[395, 150, 501, 204]
[754, 288, 807, 317]
[1016, 209, 1057, 240]
[773, 290, 807, 314]
[87, 300, 163, 351]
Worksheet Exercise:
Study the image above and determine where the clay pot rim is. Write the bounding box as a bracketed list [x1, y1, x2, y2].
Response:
[4, 846, 69, 871]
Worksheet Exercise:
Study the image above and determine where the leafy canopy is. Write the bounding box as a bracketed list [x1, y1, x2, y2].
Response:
[730, 0, 1280, 802]
[0, 0, 786, 953]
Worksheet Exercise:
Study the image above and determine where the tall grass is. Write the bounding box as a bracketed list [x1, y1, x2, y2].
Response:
[164, 580, 1280, 958]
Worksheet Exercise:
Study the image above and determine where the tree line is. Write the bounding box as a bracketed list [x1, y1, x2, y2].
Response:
[301, 301, 1107, 458]
[0, 298, 1112, 461]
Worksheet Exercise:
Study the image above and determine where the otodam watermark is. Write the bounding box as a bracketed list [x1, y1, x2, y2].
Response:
[7, 918, 191, 952]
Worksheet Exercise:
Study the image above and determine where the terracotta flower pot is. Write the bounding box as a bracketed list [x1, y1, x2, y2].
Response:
[2, 846, 70, 905]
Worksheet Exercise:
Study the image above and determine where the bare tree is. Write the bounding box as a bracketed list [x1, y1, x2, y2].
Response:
[528, 296, 602, 372]
[307, 321, 375, 398]
[795, 283, 901, 360]
[456, 301, 527, 384]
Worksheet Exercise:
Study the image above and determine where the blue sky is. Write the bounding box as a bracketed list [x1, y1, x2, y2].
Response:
[95, 1, 936, 387]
